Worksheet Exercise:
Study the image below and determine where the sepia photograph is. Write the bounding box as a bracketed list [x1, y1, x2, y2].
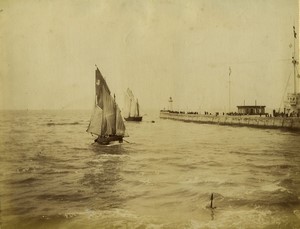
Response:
[0, 0, 300, 228]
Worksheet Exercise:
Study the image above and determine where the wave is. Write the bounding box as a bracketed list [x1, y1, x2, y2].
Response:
[36, 193, 90, 202]
[16, 167, 37, 173]
[46, 122, 80, 126]
[10, 177, 40, 185]
[278, 178, 295, 186]
[181, 178, 237, 187]
[247, 163, 294, 170]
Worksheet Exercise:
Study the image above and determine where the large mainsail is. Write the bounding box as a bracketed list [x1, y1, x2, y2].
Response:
[87, 68, 125, 136]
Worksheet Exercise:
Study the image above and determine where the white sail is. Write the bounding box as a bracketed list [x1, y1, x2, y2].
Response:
[131, 100, 137, 117]
[116, 105, 126, 135]
[124, 93, 132, 118]
[126, 88, 135, 117]
[87, 105, 103, 135]
[124, 88, 140, 118]
[127, 88, 134, 99]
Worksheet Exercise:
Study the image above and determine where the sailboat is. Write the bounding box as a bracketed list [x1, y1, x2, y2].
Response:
[124, 88, 143, 121]
[87, 67, 126, 145]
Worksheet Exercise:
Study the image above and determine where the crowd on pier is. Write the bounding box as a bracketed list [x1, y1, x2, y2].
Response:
[273, 110, 300, 117]
[160, 109, 300, 118]
[160, 109, 271, 117]
[160, 110, 198, 114]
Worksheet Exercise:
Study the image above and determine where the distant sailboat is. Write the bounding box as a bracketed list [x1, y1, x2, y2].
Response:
[124, 88, 143, 122]
[87, 67, 126, 145]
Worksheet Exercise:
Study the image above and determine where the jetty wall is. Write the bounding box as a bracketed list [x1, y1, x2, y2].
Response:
[159, 112, 300, 131]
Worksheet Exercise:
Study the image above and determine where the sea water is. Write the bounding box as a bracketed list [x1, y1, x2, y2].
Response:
[0, 110, 300, 229]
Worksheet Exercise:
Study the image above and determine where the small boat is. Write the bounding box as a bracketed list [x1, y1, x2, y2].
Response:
[124, 88, 143, 122]
[87, 67, 126, 145]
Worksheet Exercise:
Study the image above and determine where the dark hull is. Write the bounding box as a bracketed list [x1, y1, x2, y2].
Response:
[124, 116, 143, 122]
[95, 135, 123, 145]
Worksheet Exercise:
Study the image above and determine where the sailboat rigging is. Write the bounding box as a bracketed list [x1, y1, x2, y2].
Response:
[124, 88, 143, 121]
[87, 67, 126, 145]
[283, 25, 300, 116]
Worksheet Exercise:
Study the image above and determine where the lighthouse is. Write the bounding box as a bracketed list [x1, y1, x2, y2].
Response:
[168, 97, 173, 111]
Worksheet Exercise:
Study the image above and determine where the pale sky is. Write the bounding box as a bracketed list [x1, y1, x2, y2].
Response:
[0, 0, 299, 112]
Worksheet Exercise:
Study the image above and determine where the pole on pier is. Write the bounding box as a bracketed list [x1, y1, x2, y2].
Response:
[228, 67, 232, 113]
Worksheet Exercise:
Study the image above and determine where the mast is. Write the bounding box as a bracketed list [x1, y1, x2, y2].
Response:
[99, 68, 106, 137]
[137, 99, 140, 116]
[114, 94, 117, 135]
[292, 26, 298, 94]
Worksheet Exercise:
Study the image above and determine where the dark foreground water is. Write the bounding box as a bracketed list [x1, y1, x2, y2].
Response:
[0, 110, 300, 229]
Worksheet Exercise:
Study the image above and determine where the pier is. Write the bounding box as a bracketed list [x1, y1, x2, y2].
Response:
[160, 112, 300, 131]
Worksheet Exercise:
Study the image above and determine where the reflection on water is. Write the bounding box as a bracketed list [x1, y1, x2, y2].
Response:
[0, 110, 300, 228]
[211, 208, 215, 221]
[80, 144, 127, 210]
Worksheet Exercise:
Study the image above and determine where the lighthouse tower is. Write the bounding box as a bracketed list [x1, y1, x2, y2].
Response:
[168, 97, 173, 111]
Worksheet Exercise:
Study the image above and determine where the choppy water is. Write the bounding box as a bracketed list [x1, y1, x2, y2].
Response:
[0, 110, 300, 229]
